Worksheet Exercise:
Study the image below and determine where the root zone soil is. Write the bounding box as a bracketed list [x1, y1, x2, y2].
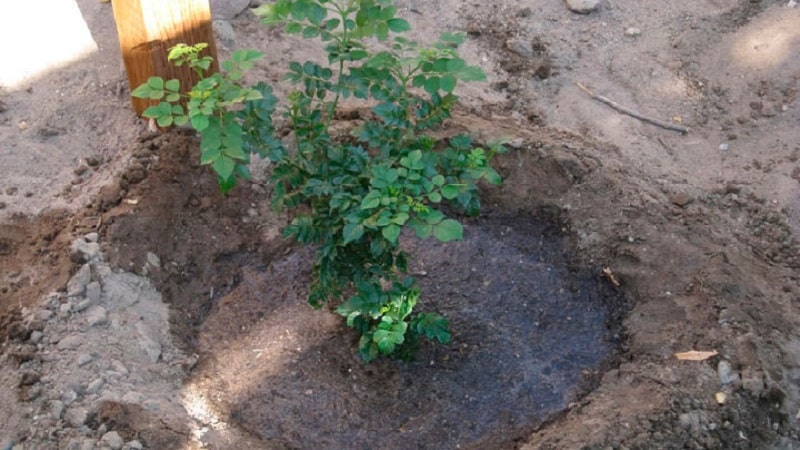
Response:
[97, 128, 628, 449]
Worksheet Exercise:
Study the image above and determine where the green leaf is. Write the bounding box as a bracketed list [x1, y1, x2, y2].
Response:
[223, 145, 247, 160]
[446, 58, 467, 72]
[391, 212, 409, 226]
[428, 191, 442, 203]
[441, 184, 460, 199]
[343, 222, 364, 244]
[285, 21, 303, 34]
[382, 224, 401, 244]
[131, 83, 154, 100]
[252, 2, 278, 20]
[457, 66, 487, 82]
[413, 313, 451, 343]
[386, 18, 410, 33]
[373, 320, 407, 354]
[378, 5, 397, 21]
[424, 77, 439, 95]
[213, 155, 236, 181]
[200, 145, 221, 165]
[217, 173, 236, 194]
[348, 49, 369, 60]
[432, 58, 449, 72]
[290, 0, 307, 20]
[156, 115, 173, 127]
[449, 134, 472, 150]
[440, 74, 457, 93]
[410, 220, 432, 239]
[399, 150, 423, 169]
[191, 114, 209, 131]
[307, 3, 327, 25]
[359, 336, 379, 362]
[141, 105, 161, 119]
[375, 22, 389, 41]
[433, 219, 463, 242]
[440, 32, 465, 45]
[174, 115, 189, 126]
[146, 77, 164, 90]
[323, 18, 340, 30]
[421, 209, 444, 225]
[361, 191, 382, 210]
[165, 79, 180, 92]
[482, 166, 502, 185]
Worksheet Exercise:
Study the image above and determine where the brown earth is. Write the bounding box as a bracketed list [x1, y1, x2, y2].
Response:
[1, 0, 800, 449]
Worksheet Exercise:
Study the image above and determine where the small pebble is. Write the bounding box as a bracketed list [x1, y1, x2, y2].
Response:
[50, 400, 64, 419]
[101, 431, 124, 450]
[146, 252, 161, 269]
[85, 305, 108, 327]
[29, 331, 43, 344]
[624, 27, 642, 37]
[143, 399, 160, 411]
[87, 378, 104, 394]
[564, 0, 600, 14]
[64, 407, 88, 427]
[57, 335, 83, 351]
[718, 360, 734, 384]
[62, 389, 78, 406]
[77, 353, 93, 366]
[73, 299, 93, 313]
[59, 303, 72, 317]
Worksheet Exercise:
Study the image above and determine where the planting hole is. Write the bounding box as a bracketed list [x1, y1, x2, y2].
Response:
[190, 212, 626, 449]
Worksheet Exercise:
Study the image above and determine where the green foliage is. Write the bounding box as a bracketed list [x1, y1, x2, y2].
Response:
[132, 0, 504, 362]
[132, 44, 270, 191]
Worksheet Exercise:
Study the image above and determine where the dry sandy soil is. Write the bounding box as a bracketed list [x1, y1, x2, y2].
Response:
[1, 0, 800, 449]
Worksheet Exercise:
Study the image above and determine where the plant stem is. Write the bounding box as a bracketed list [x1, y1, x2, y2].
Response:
[325, 2, 350, 128]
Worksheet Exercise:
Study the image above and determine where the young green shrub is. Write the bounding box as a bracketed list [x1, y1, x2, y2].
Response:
[132, 0, 504, 362]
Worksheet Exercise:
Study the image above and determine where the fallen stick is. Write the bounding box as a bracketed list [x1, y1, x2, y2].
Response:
[577, 83, 690, 134]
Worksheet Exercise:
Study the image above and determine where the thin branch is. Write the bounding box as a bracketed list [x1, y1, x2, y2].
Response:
[577, 83, 689, 135]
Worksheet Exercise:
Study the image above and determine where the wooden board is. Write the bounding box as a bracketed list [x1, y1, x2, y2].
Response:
[111, 0, 219, 115]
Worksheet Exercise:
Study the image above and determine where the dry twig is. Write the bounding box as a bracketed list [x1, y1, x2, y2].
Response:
[577, 83, 690, 134]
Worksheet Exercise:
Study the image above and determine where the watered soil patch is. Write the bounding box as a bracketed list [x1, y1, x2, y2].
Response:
[93, 127, 629, 449]
[190, 213, 625, 449]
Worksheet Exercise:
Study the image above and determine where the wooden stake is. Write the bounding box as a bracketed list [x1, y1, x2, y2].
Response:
[111, 0, 219, 115]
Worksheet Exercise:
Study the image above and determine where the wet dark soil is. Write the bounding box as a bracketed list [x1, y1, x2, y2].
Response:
[191, 214, 625, 450]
